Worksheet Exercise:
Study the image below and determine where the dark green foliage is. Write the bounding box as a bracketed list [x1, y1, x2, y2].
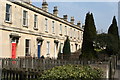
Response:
[39, 65, 103, 80]
[107, 16, 119, 55]
[94, 33, 117, 56]
[108, 16, 119, 40]
[81, 12, 97, 60]
[63, 37, 71, 59]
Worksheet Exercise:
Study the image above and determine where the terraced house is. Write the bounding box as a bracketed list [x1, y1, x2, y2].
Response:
[0, 0, 83, 59]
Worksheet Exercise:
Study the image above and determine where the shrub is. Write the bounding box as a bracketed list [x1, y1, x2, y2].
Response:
[39, 65, 103, 80]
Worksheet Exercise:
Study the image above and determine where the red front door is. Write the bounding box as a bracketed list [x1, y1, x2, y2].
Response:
[11, 41, 16, 59]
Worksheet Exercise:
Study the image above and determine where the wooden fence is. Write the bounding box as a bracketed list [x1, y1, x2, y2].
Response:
[0, 55, 118, 80]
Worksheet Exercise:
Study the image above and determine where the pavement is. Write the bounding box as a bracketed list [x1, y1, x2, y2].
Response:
[114, 60, 120, 80]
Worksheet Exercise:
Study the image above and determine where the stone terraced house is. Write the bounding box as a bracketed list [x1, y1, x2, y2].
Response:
[0, 0, 83, 59]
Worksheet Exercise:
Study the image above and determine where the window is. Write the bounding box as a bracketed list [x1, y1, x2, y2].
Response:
[71, 44, 73, 52]
[52, 21, 55, 33]
[70, 28, 72, 38]
[47, 41, 50, 55]
[5, 4, 11, 22]
[75, 44, 78, 50]
[45, 18, 48, 32]
[78, 31, 80, 39]
[34, 14, 38, 28]
[74, 29, 76, 38]
[65, 26, 67, 35]
[60, 24, 62, 34]
[60, 43, 63, 53]
[54, 43, 56, 58]
[25, 39, 30, 56]
[23, 10, 28, 26]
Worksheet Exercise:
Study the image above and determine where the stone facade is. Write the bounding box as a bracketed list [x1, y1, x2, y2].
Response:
[0, 0, 83, 59]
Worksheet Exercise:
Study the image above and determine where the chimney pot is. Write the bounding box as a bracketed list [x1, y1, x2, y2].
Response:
[70, 17, 74, 24]
[77, 21, 81, 27]
[53, 6, 58, 16]
[63, 15, 68, 21]
[42, 0, 48, 12]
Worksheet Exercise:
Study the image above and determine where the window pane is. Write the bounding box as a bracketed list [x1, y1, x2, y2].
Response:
[25, 39, 30, 56]
[5, 4, 11, 21]
[23, 10, 27, 25]
[34, 15, 37, 28]
[6, 4, 11, 13]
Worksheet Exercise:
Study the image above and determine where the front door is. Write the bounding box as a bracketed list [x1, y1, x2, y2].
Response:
[38, 42, 41, 58]
[11, 39, 16, 59]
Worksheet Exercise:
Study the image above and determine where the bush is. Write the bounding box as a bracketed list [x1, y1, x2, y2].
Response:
[39, 65, 103, 80]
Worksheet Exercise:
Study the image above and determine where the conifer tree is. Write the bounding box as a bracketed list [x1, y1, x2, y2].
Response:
[107, 16, 119, 55]
[63, 36, 71, 59]
[108, 16, 119, 40]
[81, 12, 97, 60]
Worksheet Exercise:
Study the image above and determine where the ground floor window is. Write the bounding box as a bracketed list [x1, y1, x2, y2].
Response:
[47, 41, 50, 55]
[25, 39, 30, 56]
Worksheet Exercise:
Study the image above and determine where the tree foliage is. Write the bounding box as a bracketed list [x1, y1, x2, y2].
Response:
[107, 16, 119, 55]
[94, 33, 117, 56]
[81, 12, 97, 60]
[63, 36, 71, 59]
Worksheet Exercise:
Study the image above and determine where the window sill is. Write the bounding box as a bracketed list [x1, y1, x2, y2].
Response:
[5, 20, 12, 24]
[65, 35, 68, 37]
[59, 34, 62, 36]
[52, 32, 55, 34]
[45, 31, 48, 33]
[23, 25, 28, 28]
[33, 27, 38, 30]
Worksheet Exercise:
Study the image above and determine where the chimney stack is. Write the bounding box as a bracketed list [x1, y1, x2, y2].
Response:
[77, 21, 81, 27]
[42, 0, 48, 12]
[70, 17, 74, 24]
[53, 6, 58, 16]
[63, 15, 68, 21]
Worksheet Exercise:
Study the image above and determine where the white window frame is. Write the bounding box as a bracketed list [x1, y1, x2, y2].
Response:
[78, 31, 80, 39]
[47, 41, 50, 55]
[65, 26, 67, 35]
[60, 43, 63, 53]
[60, 24, 62, 35]
[23, 10, 28, 27]
[25, 39, 30, 56]
[45, 18, 48, 32]
[74, 29, 76, 38]
[52, 21, 55, 33]
[71, 44, 73, 52]
[34, 14, 38, 29]
[5, 4, 11, 22]
[70, 28, 72, 38]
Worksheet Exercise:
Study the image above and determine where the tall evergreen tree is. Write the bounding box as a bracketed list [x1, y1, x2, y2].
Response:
[107, 16, 119, 55]
[108, 16, 119, 40]
[63, 36, 71, 59]
[81, 12, 97, 60]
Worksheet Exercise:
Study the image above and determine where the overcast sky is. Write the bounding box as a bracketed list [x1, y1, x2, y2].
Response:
[32, 2, 118, 33]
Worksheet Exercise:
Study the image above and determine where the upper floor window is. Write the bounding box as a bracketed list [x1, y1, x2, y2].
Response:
[60, 24, 62, 35]
[70, 28, 72, 38]
[34, 14, 38, 29]
[65, 26, 67, 35]
[5, 4, 11, 22]
[74, 29, 76, 38]
[52, 21, 55, 33]
[23, 10, 28, 26]
[78, 31, 80, 39]
[45, 18, 48, 32]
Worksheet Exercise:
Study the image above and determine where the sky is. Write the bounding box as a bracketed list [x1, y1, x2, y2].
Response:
[32, 2, 118, 33]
